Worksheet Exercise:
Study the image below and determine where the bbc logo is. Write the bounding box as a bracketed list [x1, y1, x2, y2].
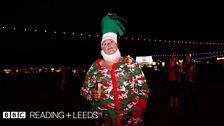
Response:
[3, 111, 26, 119]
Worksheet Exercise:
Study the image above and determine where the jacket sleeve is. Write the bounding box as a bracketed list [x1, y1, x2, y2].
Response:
[132, 59, 150, 111]
[80, 64, 96, 101]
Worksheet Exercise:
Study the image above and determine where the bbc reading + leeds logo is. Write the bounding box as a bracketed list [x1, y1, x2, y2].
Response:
[3, 111, 26, 119]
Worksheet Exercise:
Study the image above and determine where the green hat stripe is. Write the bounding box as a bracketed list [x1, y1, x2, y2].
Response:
[115, 20, 125, 36]
[101, 13, 127, 36]
[109, 13, 127, 23]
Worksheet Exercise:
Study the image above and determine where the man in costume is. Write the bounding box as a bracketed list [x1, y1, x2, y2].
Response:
[81, 13, 149, 126]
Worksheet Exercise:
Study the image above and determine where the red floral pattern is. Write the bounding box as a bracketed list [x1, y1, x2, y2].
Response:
[81, 56, 149, 125]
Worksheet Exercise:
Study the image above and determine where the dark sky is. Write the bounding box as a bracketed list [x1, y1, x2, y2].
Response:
[0, 0, 223, 66]
[1, 0, 224, 40]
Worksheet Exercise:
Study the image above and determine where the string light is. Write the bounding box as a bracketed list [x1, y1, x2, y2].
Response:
[151, 50, 224, 57]
[192, 55, 222, 60]
[0, 24, 224, 46]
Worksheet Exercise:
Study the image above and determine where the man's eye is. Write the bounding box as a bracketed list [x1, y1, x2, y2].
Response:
[104, 43, 109, 46]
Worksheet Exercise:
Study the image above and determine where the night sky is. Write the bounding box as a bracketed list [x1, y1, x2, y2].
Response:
[0, 0, 223, 66]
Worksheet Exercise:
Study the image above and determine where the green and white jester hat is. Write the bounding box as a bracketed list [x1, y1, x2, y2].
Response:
[101, 13, 127, 47]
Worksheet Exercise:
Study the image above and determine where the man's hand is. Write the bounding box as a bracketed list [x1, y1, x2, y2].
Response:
[132, 105, 144, 118]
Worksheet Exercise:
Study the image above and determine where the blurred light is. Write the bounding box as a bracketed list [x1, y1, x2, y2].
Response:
[72, 69, 76, 74]
[136, 56, 153, 65]
[56, 69, 61, 72]
[152, 62, 156, 66]
[217, 57, 224, 60]
[3, 69, 11, 74]
[154, 66, 158, 71]
[178, 59, 183, 63]
[162, 62, 165, 67]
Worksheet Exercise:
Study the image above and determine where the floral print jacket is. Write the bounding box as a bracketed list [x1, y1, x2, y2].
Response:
[81, 56, 149, 126]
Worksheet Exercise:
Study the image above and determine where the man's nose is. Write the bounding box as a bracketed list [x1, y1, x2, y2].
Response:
[107, 43, 112, 47]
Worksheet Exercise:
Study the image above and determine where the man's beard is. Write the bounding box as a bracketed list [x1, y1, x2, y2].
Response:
[101, 49, 121, 63]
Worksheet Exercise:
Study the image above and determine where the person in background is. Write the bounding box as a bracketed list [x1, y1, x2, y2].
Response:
[60, 65, 66, 90]
[80, 13, 149, 126]
[167, 52, 180, 109]
[182, 54, 197, 108]
[75, 66, 85, 84]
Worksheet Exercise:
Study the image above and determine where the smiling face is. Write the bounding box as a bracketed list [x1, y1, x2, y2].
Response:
[101, 39, 118, 55]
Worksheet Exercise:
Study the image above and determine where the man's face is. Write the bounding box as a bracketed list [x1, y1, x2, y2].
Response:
[101, 39, 118, 55]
